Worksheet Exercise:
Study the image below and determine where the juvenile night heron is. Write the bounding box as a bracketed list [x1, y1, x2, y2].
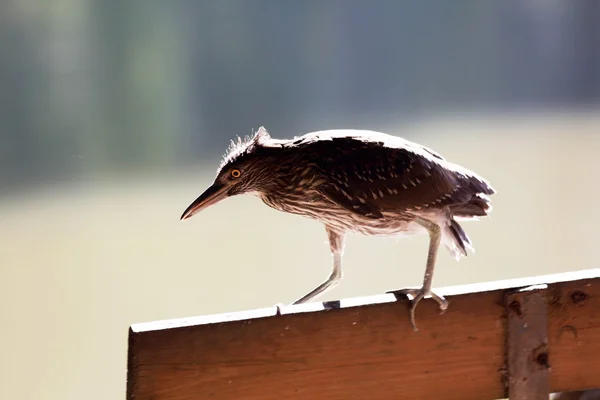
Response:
[181, 127, 495, 330]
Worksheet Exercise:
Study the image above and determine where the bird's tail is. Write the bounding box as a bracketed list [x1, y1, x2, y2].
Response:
[443, 219, 473, 261]
[443, 192, 493, 260]
[449, 193, 493, 219]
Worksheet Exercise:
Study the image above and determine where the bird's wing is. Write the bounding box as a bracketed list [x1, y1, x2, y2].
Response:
[312, 136, 473, 216]
[317, 185, 385, 219]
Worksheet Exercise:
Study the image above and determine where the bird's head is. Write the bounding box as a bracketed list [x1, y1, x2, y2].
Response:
[180, 127, 279, 220]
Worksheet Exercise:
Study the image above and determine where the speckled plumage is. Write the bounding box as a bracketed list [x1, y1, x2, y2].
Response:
[182, 126, 495, 330]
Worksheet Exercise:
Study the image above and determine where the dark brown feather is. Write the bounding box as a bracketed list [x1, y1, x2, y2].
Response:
[277, 129, 494, 219]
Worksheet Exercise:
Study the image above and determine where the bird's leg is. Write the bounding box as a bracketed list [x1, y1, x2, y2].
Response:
[293, 226, 345, 305]
[394, 218, 448, 331]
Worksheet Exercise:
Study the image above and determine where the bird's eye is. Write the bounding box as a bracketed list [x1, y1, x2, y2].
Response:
[231, 169, 241, 178]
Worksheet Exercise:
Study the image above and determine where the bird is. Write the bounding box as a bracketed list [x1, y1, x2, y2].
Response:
[181, 126, 495, 330]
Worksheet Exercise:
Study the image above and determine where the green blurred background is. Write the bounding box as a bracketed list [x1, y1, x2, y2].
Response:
[1, 1, 600, 399]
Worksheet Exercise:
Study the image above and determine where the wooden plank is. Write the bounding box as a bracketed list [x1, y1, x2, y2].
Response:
[506, 286, 549, 399]
[127, 269, 600, 400]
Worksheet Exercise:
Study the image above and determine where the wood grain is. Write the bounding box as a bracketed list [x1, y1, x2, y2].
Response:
[127, 270, 600, 400]
[506, 287, 549, 399]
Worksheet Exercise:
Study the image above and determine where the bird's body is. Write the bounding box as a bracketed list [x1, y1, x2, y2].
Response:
[181, 127, 495, 330]
[223, 128, 492, 258]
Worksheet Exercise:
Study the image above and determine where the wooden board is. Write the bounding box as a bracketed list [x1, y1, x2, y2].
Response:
[127, 269, 600, 400]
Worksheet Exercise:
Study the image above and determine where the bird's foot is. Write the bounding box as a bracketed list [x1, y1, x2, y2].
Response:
[388, 287, 448, 331]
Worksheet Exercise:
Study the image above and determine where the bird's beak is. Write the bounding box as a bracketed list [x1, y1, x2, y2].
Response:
[180, 183, 229, 220]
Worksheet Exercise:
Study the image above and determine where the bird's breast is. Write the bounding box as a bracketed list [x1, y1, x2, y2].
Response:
[259, 191, 427, 236]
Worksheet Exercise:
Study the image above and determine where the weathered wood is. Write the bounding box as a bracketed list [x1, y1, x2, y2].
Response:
[127, 269, 600, 400]
[506, 286, 549, 399]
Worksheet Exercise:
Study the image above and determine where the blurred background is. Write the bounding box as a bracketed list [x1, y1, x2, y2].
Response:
[1, 1, 600, 399]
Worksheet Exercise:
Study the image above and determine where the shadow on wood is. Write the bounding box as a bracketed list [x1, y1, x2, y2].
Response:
[127, 269, 600, 400]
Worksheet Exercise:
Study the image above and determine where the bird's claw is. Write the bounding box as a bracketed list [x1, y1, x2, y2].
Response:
[388, 287, 448, 331]
[275, 303, 284, 316]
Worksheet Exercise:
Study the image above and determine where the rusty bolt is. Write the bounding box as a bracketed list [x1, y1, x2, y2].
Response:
[570, 291, 588, 304]
[536, 352, 550, 369]
[508, 300, 522, 317]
